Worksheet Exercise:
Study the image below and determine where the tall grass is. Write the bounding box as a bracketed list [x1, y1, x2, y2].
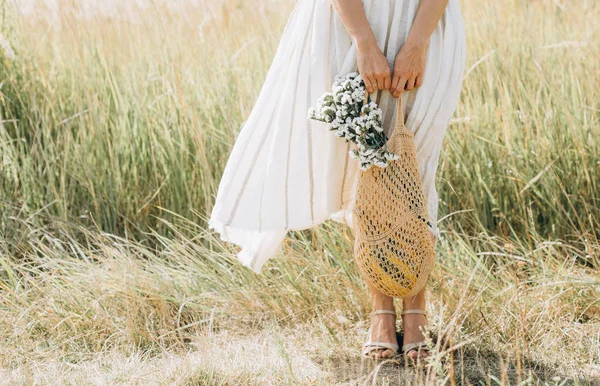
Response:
[445, 0, 600, 245]
[0, 0, 599, 384]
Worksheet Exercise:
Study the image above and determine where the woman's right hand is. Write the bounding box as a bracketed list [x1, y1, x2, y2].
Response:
[356, 35, 391, 94]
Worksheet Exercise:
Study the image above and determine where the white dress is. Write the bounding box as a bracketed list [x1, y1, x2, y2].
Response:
[208, 0, 467, 273]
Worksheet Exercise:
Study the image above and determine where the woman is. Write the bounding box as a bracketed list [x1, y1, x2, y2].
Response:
[209, 0, 466, 360]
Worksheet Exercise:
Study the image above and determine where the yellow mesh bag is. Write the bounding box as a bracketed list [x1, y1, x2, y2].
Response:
[352, 91, 436, 298]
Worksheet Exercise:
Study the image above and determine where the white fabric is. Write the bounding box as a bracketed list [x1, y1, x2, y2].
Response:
[208, 0, 467, 273]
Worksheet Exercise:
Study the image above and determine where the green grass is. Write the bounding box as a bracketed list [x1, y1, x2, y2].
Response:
[0, 0, 598, 384]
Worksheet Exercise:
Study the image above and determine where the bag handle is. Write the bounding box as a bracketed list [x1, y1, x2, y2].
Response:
[362, 89, 405, 134]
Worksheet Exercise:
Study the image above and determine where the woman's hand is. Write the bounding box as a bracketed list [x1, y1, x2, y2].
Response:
[390, 40, 428, 97]
[356, 36, 391, 94]
[328, 0, 391, 93]
[390, 0, 449, 97]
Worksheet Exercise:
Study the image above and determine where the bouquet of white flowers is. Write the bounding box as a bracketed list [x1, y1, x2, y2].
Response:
[307, 71, 399, 170]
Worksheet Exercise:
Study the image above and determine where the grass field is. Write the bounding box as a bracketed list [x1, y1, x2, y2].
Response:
[0, 0, 599, 384]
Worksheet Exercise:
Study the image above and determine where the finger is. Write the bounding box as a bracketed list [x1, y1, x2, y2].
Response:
[383, 73, 391, 90]
[377, 69, 391, 90]
[404, 76, 416, 91]
[392, 77, 407, 97]
[415, 75, 423, 88]
[370, 79, 378, 92]
[376, 75, 385, 90]
[390, 74, 400, 92]
[364, 76, 375, 93]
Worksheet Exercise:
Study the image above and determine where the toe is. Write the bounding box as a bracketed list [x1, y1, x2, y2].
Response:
[406, 348, 428, 360]
[368, 348, 395, 359]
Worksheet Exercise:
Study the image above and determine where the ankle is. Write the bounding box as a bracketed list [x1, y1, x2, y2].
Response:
[401, 312, 427, 323]
[371, 299, 394, 310]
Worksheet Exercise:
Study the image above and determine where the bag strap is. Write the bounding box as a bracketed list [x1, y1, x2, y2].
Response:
[394, 94, 405, 132]
[363, 89, 405, 134]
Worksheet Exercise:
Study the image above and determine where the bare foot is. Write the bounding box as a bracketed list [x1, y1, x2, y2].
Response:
[401, 312, 430, 359]
[365, 312, 398, 359]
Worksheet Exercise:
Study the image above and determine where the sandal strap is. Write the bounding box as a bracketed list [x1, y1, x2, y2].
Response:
[370, 309, 396, 316]
[402, 341, 429, 353]
[363, 341, 399, 354]
[401, 309, 426, 316]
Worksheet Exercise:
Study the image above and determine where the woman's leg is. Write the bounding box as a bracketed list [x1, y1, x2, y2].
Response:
[365, 279, 398, 359]
[401, 285, 429, 358]
[401, 234, 436, 359]
[364, 235, 436, 359]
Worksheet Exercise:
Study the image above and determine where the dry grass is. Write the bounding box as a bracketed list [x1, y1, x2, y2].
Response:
[0, 0, 599, 384]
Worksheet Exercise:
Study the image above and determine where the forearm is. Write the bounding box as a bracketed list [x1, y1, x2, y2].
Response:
[405, 0, 449, 49]
[329, 0, 376, 49]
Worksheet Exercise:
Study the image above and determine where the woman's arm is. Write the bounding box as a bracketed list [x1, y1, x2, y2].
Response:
[390, 0, 449, 97]
[330, 0, 391, 93]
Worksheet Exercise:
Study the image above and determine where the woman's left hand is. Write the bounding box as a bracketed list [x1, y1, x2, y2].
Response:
[390, 40, 428, 97]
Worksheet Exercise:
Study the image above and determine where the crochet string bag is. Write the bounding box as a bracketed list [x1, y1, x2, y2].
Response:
[352, 90, 436, 298]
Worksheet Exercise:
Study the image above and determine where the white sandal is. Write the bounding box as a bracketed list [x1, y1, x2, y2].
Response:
[362, 309, 399, 358]
[401, 309, 430, 358]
